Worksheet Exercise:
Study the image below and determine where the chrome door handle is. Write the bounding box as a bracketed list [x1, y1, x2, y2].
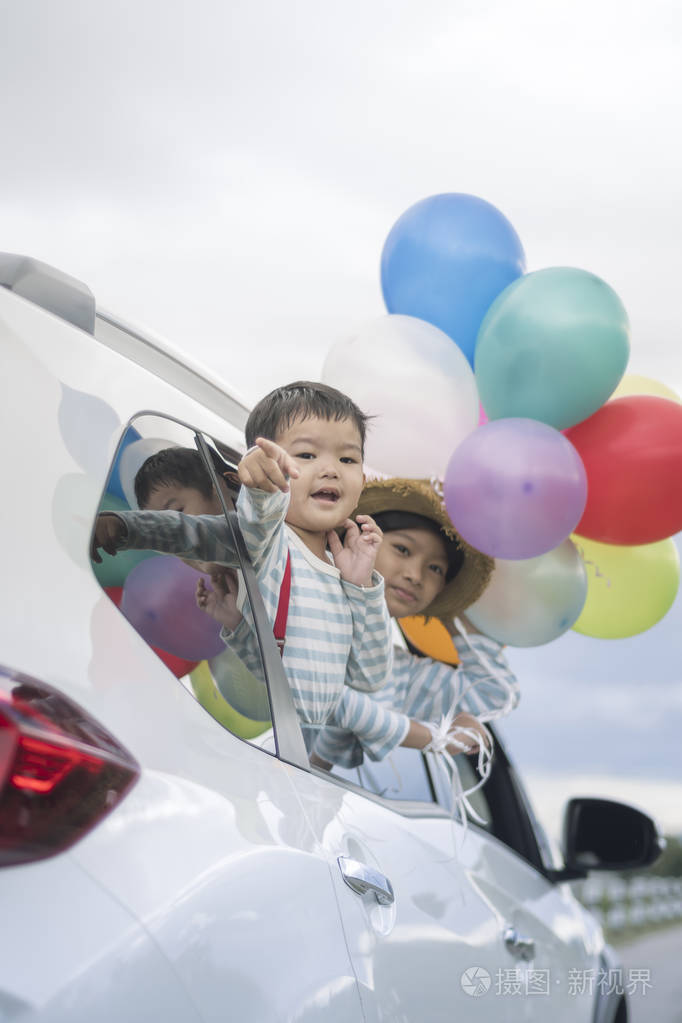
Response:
[338, 856, 395, 906]
[503, 926, 536, 961]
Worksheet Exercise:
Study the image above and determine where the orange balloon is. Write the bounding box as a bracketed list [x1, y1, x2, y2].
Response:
[398, 616, 460, 665]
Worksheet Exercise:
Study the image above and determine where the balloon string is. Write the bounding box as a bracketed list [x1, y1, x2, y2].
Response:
[431, 617, 515, 854]
[573, 542, 612, 588]
[452, 616, 516, 721]
[422, 705, 493, 852]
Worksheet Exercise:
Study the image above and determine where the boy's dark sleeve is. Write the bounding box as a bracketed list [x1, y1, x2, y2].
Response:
[111, 510, 239, 566]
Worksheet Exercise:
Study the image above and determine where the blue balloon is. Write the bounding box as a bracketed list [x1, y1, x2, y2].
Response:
[381, 194, 526, 366]
[107, 425, 142, 501]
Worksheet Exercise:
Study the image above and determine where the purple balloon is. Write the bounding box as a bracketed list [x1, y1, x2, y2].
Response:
[121, 556, 225, 660]
[444, 419, 587, 559]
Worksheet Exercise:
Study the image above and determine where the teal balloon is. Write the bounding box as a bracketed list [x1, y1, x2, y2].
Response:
[475, 268, 630, 430]
[92, 492, 155, 587]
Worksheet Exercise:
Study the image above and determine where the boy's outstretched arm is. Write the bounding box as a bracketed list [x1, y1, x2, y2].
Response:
[91, 508, 239, 566]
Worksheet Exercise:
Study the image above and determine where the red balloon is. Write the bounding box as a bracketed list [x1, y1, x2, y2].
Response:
[152, 649, 200, 679]
[103, 586, 200, 678]
[566, 396, 682, 544]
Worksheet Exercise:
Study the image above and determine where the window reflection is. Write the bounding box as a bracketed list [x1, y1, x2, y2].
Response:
[92, 416, 273, 747]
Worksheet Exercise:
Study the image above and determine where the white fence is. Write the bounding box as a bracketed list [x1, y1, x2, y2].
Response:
[573, 875, 682, 931]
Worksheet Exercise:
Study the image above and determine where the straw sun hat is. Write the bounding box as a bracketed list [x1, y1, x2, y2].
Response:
[354, 478, 494, 624]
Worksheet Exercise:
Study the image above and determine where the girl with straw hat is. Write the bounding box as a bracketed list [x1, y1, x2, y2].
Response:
[310, 477, 519, 772]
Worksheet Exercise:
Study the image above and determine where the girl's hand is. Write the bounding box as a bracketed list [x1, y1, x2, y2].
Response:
[327, 515, 383, 588]
[238, 437, 300, 493]
[446, 712, 492, 756]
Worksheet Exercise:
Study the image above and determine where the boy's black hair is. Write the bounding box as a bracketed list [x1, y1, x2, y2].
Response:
[372, 510, 465, 582]
[245, 380, 370, 454]
[134, 447, 214, 508]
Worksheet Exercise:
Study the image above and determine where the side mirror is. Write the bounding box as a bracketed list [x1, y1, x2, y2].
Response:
[562, 797, 665, 872]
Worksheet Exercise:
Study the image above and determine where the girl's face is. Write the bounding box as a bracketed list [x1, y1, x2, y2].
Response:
[375, 527, 449, 619]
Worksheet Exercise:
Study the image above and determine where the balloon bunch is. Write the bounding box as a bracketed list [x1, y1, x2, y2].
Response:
[323, 193, 682, 645]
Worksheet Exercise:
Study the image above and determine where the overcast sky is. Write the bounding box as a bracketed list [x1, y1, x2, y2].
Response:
[2, 0, 681, 834]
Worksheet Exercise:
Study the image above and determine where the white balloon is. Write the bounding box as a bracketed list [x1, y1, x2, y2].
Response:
[118, 437, 176, 508]
[322, 314, 478, 477]
[465, 539, 587, 647]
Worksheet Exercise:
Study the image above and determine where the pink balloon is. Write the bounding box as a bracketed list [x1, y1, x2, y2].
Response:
[121, 556, 225, 660]
[478, 402, 488, 426]
[444, 418, 587, 559]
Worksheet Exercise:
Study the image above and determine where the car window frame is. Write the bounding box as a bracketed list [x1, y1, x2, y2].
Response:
[193, 430, 310, 768]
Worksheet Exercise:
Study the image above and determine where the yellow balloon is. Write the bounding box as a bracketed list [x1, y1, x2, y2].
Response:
[572, 535, 679, 639]
[189, 660, 271, 739]
[611, 374, 680, 403]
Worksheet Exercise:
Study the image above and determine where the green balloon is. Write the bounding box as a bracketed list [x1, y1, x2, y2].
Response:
[475, 267, 630, 430]
[92, 492, 155, 587]
[572, 535, 679, 639]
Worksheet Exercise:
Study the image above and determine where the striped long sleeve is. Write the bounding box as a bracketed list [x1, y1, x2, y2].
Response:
[341, 576, 393, 693]
[114, 508, 240, 564]
[313, 635, 519, 766]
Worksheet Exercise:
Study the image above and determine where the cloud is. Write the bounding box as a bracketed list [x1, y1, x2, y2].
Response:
[519, 769, 682, 841]
[3, 0, 682, 398]
[1, 1, 681, 792]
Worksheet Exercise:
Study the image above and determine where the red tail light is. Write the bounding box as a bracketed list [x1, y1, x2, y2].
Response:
[0, 666, 139, 867]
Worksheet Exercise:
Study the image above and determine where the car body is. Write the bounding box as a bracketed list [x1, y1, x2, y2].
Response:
[0, 255, 661, 1022]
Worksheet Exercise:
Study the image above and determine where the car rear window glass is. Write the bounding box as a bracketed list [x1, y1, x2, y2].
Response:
[91, 415, 274, 752]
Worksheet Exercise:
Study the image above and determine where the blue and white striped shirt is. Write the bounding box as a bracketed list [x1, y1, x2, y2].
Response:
[312, 629, 520, 766]
[114, 486, 392, 724]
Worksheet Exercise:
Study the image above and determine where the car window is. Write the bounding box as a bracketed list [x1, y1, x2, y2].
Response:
[314, 741, 436, 803]
[310, 739, 495, 817]
[459, 725, 548, 871]
[91, 414, 275, 753]
[427, 747, 495, 829]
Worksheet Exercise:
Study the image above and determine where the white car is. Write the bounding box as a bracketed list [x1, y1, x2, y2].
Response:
[0, 255, 663, 1023]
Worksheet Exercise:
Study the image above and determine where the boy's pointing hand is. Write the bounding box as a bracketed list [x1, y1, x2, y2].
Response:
[238, 437, 300, 494]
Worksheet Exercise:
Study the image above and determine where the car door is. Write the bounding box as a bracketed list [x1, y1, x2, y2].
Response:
[450, 731, 601, 1023]
[289, 743, 515, 1023]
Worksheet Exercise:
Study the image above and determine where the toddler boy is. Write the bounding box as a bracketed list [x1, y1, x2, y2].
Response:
[92, 381, 392, 726]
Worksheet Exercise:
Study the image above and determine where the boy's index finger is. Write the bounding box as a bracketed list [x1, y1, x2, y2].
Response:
[254, 437, 300, 478]
[254, 437, 283, 458]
